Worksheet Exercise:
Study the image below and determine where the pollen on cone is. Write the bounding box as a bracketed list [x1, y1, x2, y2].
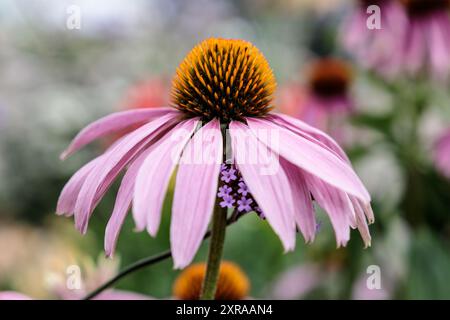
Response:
[171, 38, 276, 121]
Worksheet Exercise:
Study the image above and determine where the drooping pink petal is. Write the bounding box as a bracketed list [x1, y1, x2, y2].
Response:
[61, 107, 174, 159]
[56, 157, 100, 217]
[350, 197, 372, 248]
[269, 113, 350, 163]
[280, 158, 316, 243]
[57, 134, 129, 216]
[229, 121, 296, 252]
[104, 147, 153, 257]
[133, 118, 199, 234]
[74, 113, 177, 234]
[171, 119, 223, 269]
[246, 118, 370, 203]
[304, 172, 354, 247]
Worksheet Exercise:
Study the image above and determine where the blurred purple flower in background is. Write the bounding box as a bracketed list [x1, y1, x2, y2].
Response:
[301, 58, 354, 142]
[342, 0, 450, 80]
[400, 0, 450, 80]
[341, 0, 407, 77]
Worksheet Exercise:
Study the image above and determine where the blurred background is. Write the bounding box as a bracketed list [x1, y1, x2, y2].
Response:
[1, 0, 450, 299]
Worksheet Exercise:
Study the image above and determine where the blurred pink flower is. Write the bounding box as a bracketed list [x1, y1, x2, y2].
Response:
[351, 273, 391, 300]
[433, 128, 450, 177]
[0, 291, 32, 300]
[271, 263, 393, 300]
[0, 257, 150, 300]
[271, 263, 323, 299]
[57, 38, 372, 269]
[400, 0, 450, 80]
[0, 290, 149, 300]
[341, 0, 407, 77]
[295, 58, 355, 144]
[343, 0, 450, 80]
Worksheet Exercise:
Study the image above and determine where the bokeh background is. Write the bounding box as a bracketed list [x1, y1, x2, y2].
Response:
[1, 0, 450, 299]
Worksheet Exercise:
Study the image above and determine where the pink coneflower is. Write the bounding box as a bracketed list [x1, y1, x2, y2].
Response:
[342, 0, 407, 76]
[302, 58, 353, 126]
[400, 0, 450, 79]
[433, 128, 450, 177]
[57, 38, 373, 270]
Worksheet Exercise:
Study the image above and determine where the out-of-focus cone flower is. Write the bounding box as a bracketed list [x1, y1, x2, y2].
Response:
[173, 261, 250, 300]
[399, 0, 450, 80]
[341, 0, 407, 77]
[57, 38, 373, 270]
[305, 58, 353, 118]
[433, 128, 450, 177]
[301, 58, 354, 142]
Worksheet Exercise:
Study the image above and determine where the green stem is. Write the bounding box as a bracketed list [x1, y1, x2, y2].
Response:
[200, 201, 228, 300]
[83, 210, 239, 300]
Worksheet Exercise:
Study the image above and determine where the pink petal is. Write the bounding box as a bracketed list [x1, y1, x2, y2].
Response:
[133, 118, 199, 234]
[104, 147, 153, 257]
[61, 107, 174, 159]
[269, 113, 350, 163]
[229, 121, 296, 252]
[56, 157, 100, 217]
[304, 173, 354, 247]
[74, 113, 177, 234]
[246, 118, 370, 203]
[171, 119, 223, 269]
[350, 197, 372, 248]
[280, 158, 316, 243]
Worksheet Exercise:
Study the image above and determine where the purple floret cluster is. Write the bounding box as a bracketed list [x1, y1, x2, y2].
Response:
[217, 163, 265, 219]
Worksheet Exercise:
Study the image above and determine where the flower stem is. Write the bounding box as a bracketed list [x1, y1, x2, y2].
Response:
[200, 201, 228, 300]
[83, 210, 238, 300]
